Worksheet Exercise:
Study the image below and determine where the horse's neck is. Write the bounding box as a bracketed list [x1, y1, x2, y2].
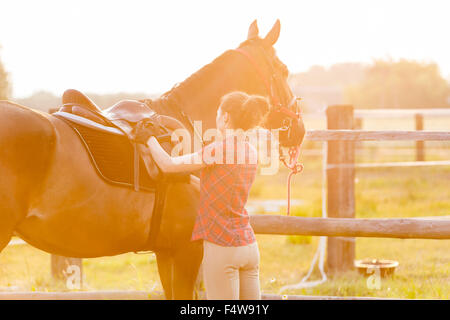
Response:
[154, 49, 265, 130]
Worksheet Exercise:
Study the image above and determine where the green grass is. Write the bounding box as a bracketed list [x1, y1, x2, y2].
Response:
[0, 246, 162, 293]
[0, 117, 449, 299]
[258, 235, 449, 299]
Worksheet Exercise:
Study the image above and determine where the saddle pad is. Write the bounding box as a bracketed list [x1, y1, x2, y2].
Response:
[56, 116, 156, 192]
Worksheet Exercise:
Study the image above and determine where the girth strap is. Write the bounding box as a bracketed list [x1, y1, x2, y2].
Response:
[133, 142, 140, 192]
[147, 182, 168, 250]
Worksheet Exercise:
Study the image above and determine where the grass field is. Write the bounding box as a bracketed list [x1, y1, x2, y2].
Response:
[0, 116, 449, 299]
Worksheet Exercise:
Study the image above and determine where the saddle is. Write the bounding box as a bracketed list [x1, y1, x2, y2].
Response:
[60, 89, 157, 135]
[52, 89, 189, 250]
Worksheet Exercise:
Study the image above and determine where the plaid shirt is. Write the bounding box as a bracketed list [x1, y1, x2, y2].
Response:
[191, 135, 257, 247]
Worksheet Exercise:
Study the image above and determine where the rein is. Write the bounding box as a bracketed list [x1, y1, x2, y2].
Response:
[234, 46, 304, 216]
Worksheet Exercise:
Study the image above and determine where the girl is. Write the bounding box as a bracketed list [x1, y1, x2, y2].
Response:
[146, 91, 270, 300]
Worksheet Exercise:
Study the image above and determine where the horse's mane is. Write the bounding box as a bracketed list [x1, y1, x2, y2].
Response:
[169, 39, 275, 98]
[153, 40, 278, 130]
[160, 49, 235, 106]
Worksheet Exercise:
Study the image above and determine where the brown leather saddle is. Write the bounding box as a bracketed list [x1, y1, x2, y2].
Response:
[54, 89, 170, 190]
[60, 89, 157, 134]
[52, 89, 188, 250]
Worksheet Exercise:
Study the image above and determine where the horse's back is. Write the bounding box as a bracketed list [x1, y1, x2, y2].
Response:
[0, 100, 55, 141]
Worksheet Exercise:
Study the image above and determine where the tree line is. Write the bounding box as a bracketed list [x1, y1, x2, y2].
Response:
[0, 47, 10, 100]
[289, 59, 450, 111]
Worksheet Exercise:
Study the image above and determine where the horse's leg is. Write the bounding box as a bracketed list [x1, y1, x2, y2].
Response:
[155, 249, 174, 300]
[0, 202, 19, 254]
[0, 167, 29, 254]
[172, 241, 203, 300]
[0, 225, 13, 254]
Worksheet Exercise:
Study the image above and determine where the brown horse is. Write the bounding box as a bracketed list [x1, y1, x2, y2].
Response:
[0, 20, 304, 299]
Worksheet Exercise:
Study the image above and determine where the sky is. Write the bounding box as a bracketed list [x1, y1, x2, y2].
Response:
[0, 0, 449, 98]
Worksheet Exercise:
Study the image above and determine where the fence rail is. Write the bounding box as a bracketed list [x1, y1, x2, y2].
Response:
[305, 130, 450, 141]
[354, 108, 450, 118]
[250, 215, 450, 239]
[303, 108, 450, 119]
[304, 108, 450, 161]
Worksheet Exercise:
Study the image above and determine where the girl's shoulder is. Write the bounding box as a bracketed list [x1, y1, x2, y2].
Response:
[201, 134, 258, 166]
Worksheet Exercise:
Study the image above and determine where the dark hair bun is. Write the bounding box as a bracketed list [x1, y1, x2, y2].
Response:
[220, 91, 270, 131]
[241, 96, 270, 129]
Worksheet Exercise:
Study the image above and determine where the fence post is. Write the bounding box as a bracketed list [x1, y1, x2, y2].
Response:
[415, 114, 425, 161]
[326, 105, 355, 274]
[51, 255, 83, 289]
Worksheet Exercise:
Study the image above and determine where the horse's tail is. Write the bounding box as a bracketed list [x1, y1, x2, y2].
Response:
[0, 101, 56, 225]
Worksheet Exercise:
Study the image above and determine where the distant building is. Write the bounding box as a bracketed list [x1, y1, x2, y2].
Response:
[291, 84, 344, 113]
[288, 63, 366, 113]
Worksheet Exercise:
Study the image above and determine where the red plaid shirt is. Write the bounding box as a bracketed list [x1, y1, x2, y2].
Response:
[191, 135, 257, 247]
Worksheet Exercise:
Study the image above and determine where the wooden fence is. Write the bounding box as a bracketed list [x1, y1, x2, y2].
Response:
[303, 105, 450, 273]
[250, 216, 450, 239]
[304, 108, 450, 161]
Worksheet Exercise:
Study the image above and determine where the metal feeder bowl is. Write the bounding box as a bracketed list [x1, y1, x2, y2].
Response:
[354, 259, 399, 278]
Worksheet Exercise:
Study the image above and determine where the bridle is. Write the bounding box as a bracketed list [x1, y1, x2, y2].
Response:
[234, 45, 304, 215]
[234, 47, 300, 118]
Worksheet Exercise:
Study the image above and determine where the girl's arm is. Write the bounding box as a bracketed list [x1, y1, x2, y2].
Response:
[146, 136, 205, 173]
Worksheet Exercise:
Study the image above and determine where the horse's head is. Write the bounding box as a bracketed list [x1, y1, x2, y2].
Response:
[154, 19, 305, 151]
[235, 19, 305, 149]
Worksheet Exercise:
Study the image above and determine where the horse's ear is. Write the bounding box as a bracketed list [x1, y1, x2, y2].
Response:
[247, 19, 259, 40]
[263, 19, 281, 46]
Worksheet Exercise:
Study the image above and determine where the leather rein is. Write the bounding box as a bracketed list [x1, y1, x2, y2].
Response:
[234, 46, 304, 216]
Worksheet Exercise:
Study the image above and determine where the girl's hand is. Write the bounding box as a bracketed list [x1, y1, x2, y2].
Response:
[132, 119, 158, 144]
